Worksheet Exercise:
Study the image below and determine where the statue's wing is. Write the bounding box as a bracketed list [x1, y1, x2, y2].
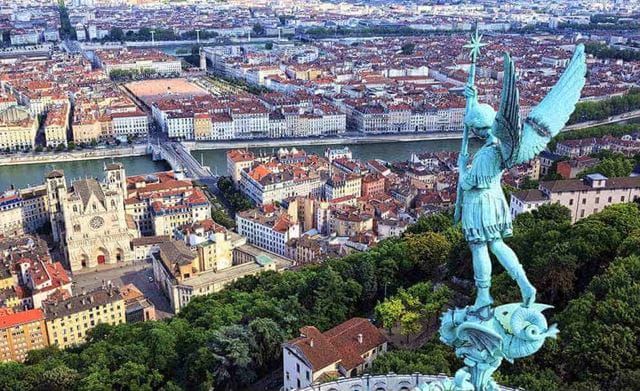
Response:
[515, 44, 587, 165]
[494, 53, 522, 168]
[457, 322, 503, 357]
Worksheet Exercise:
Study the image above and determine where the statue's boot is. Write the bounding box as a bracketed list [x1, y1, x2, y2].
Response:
[510, 265, 536, 307]
[473, 278, 493, 309]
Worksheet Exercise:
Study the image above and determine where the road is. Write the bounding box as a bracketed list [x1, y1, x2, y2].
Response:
[158, 141, 216, 179]
[72, 261, 173, 319]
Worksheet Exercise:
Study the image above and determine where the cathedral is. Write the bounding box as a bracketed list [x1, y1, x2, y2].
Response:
[46, 163, 137, 272]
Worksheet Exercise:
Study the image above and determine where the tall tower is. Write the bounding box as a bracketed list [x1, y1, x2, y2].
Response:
[45, 169, 67, 243]
[104, 162, 127, 199]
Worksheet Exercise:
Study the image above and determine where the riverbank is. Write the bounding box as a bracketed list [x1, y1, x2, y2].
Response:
[186, 131, 465, 151]
[0, 144, 149, 167]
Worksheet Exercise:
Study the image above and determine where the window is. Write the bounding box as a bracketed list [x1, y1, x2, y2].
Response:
[595, 197, 599, 204]
[608, 196, 612, 202]
[582, 198, 586, 205]
[569, 199, 574, 206]
[621, 196, 625, 201]
[306, 371, 310, 381]
[580, 209, 585, 218]
[296, 363, 300, 373]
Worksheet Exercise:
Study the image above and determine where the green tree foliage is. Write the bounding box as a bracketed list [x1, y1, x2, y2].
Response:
[577, 152, 636, 178]
[3, 204, 640, 390]
[568, 89, 640, 124]
[405, 232, 452, 277]
[108, 27, 124, 42]
[549, 123, 637, 153]
[401, 42, 416, 55]
[252, 23, 265, 36]
[375, 282, 452, 337]
[57, 0, 76, 40]
[216, 176, 255, 212]
[585, 42, 640, 62]
[368, 339, 460, 376]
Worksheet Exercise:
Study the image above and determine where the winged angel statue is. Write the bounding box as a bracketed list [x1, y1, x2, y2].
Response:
[416, 34, 587, 391]
[455, 42, 587, 310]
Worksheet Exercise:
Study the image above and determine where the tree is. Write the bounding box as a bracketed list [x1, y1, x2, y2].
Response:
[109, 27, 124, 42]
[399, 311, 421, 342]
[375, 297, 404, 333]
[252, 24, 265, 36]
[248, 318, 286, 371]
[368, 339, 460, 376]
[577, 154, 635, 178]
[401, 42, 416, 55]
[406, 212, 453, 234]
[405, 232, 452, 277]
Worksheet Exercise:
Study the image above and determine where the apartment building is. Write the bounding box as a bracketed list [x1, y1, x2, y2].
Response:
[0, 309, 48, 362]
[325, 173, 362, 200]
[241, 165, 324, 206]
[44, 103, 69, 148]
[227, 149, 255, 186]
[236, 206, 300, 256]
[42, 287, 125, 349]
[0, 106, 37, 151]
[124, 171, 211, 237]
[0, 193, 24, 237]
[96, 49, 182, 76]
[510, 174, 640, 222]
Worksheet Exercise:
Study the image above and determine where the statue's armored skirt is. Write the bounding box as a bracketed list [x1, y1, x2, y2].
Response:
[460, 144, 513, 243]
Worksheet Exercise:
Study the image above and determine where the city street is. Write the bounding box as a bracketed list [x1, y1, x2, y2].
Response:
[72, 261, 173, 319]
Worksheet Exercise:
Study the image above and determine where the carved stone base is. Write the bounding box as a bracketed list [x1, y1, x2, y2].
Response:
[417, 303, 558, 391]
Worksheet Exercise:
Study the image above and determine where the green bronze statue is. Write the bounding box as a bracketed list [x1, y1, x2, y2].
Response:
[418, 28, 587, 391]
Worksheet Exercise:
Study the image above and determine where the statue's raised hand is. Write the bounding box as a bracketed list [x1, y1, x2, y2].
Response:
[464, 85, 478, 99]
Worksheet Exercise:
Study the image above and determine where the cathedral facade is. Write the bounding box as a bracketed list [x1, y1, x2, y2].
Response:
[47, 163, 137, 272]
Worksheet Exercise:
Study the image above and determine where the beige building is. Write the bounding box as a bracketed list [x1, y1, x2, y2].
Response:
[42, 287, 125, 349]
[193, 113, 213, 140]
[511, 174, 640, 223]
[226, 149, 255, 186]
[325, 173, 362, 200]
[47, 164, 136, 272]
[0, 309, 49, 362]
[152, 221, 291, 313]
[0, 106, 37, 151]
[331, 209, 374, 237]
[44, 103, 69, 148]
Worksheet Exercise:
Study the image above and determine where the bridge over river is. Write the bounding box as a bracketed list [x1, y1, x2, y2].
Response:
[150, 142, 215, 180]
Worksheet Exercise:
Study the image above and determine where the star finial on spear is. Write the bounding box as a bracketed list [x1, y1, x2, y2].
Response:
[463, 25, 486, 63]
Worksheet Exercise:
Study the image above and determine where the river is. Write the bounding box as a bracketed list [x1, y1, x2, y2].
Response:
[0, 156, 170, 191]
[0, 139, 479, 191]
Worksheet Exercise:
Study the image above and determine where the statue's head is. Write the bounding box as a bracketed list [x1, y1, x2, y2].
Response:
[465, 103, 496, 139]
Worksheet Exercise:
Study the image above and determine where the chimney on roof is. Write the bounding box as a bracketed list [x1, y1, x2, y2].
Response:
[309, 338, 314, 348]
[357, 333, 363, 344]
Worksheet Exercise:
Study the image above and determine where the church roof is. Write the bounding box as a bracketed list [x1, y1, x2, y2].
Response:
[73, 179, 105, 208]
